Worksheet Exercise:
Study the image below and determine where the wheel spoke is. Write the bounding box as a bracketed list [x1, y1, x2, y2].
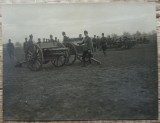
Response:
[26, 44, 43, 71]
[64, 43, 77, 65]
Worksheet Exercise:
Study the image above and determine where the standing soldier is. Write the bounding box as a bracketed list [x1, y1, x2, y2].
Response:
[43, 38, 45, 43]
[79, 34, 83, 40]
[55, 37, 58, 42]
[100, 33, 107, 56]
[37, 38, 41, 44]
[49, 35, 54, 42]
[107, 35, 112, 48]
[28, 34, 34, 47]
[92, 35, 97, 52]
[78, 30, 93, 67]
[96, 36, 100, 50]
[49, 35, 57, 45]
[23, 37, 28, 53]
[7, 39, 15, 60]
[62, 32, 69, 43]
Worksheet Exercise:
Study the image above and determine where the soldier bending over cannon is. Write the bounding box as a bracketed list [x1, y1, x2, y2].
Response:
[78, 30, 93, 67]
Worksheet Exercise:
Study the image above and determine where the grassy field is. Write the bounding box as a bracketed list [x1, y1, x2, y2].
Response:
[3, 41, 158, 120]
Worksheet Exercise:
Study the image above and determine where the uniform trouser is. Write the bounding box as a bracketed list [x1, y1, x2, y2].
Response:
[8, 50, 14, 59]
[93, 44, 97, 51]
[102, 45, 107, 55]
[82, 50, 92, 64]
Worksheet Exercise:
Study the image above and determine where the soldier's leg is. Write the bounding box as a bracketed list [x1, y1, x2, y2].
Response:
[8, 51, 12, 59]
[82, 51, 87, 67]
[87, 50, 92, 64]
[103, 46, 106, 56]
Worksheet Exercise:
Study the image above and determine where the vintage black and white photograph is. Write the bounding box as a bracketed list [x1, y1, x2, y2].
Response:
[2, 3, 158, 120]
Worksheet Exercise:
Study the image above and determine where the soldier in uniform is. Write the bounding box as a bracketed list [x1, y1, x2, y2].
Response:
[92, 35, 97, 52]
[55, 37, 58, 42]
[62, 32, 69, 43]
[23, 37, 28, 53]
[79, 34, 83, 40]
[78, 30, 93, 67]
[100, 33, 107, 56]
[107, 35, 112, 48]
[43, 38, 45, 43]
[27, 34, 34, 53]
[37, 38, 41, 44]
[7, 39, 15, 59]
[28, 34, 34, 47]
[49, 35, 54, 42]
[96, 36, 100, 50]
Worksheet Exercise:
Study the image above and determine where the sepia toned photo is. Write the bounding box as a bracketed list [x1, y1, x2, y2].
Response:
[2, 3, 158, 120]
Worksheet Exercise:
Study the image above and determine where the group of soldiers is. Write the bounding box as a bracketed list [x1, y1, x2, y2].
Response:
[6, 30, 149, 67]
[62, 31, 108, 56]
[62, 31, 108, 66]
[23, 34, 60, 53]
[22, 31, 107, 67]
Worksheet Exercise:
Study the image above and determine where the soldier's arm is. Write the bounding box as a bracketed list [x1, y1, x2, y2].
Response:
[78, 38, 84, 45]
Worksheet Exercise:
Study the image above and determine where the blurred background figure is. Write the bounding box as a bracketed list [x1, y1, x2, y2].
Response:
[37, 38, 41, 44]
[43, 38, 45, 43]
[100, 33, 107, 56]
[23, 37, 28, 53]
[62, 32, 69, 43]
[92, 35, 97, 52]
[79, 34, 83, 40]
[7, 39, 15, 60]
[28, 34, 34, 47]
[96, 36, 100, 50]
[49, 35, 54, 42]
[55, 37, 58, 42]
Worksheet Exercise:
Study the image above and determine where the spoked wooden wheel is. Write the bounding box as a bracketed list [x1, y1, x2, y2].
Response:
[64, 43, 77, 65]
[51, 51, 67, 67]
[26, 44, 43, 71]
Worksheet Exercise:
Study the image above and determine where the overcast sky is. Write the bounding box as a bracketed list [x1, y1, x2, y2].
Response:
[2, 2, 156, 43]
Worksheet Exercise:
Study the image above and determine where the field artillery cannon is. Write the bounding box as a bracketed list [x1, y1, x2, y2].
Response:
[23, 41, 78, 71]
[16, 38, 100, 71]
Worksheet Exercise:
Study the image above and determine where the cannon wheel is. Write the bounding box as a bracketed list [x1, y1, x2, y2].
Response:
[64, 43, 77, 65]
[51, 50, 67, 67]
[25, 44, 43, 71]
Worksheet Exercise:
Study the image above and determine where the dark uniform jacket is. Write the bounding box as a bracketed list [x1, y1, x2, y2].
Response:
[50, 39, 55, 42]
[28, 39, 33, 47]
[7, 42, 14, 52]
[100, 37, 107, 46]
[92, 38, 97, 45]
[80, 36, 93, 51]
[63, 36, 69, 43]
